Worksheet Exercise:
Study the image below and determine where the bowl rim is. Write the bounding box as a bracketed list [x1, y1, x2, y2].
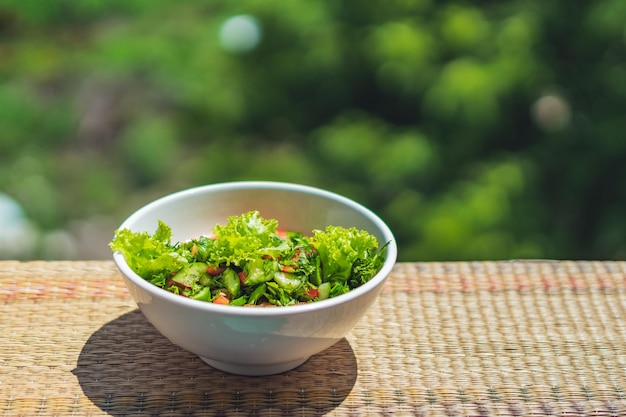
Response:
[113, 181, 397, 316]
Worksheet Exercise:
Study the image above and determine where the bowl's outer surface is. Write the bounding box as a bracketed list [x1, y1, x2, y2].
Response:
[113, 181, 397, 375]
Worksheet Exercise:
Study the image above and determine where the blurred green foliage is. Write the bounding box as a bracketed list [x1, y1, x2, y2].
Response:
[0, 0, 625, 260]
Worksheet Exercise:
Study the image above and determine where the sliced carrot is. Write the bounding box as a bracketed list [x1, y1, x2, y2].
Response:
[206, 265, 226, 276]
[213, 293, 229, 305]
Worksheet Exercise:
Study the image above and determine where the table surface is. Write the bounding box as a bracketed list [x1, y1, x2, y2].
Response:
[2, 260, 626, 416]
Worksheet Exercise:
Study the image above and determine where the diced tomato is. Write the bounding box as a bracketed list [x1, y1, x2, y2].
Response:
[281, 265, 296, 273]
[306, 289, 319, 298]
[276, 229, 288, 239]
[213, 293, 229, 305]
[167, 279, 190, 291]
[206, 265, 226, 276]
[238, 271, 247, 285]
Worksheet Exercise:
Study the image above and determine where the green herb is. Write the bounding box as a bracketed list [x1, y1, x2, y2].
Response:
[110, 211, 387, 306]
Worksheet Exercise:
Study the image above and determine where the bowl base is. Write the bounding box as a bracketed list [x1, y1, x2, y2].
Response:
[199, 356, 310, 376]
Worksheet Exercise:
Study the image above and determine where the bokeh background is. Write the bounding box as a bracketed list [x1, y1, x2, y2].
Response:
[1, 0, 625, 261]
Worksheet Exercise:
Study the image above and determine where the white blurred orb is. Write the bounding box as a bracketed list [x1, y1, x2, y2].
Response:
[0, 193, 37, 259]
[219, 15, 262, 53]
[531, 93, 572, 132]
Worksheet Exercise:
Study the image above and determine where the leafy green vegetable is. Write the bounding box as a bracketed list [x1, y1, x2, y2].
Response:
[110, 211, 387, 306]
[312, 226, 382, 283]
[110, 220, 188, 286]
[207, 211, 287, 266]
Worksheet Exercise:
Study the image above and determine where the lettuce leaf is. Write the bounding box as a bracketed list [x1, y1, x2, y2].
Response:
[110, 211, 387, 306]
[109, 220, 188, 280]
[207, 211, 286, 265]
[312, 226, 381, 283]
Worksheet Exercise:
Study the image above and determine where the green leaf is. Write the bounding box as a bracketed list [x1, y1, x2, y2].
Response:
[208, 211, 285, 265]
[312, 226, 379, 284]
[109, 222, 188, 279]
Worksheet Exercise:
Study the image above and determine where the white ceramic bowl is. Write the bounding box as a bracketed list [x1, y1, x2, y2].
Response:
[112, 181, 397, 375]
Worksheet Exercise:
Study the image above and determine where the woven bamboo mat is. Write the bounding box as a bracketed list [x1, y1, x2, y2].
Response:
[2, 260, 626, 416]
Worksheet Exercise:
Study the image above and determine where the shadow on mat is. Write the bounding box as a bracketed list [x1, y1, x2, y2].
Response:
[73, 309, 358, 416]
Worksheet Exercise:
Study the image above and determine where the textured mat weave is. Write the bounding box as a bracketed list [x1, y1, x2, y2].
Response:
[1, 260, 626, 416]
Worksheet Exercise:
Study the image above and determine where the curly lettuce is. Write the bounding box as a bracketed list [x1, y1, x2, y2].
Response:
[110, 211, 388, 306]
[109, 220, 188, 286]
[312, 226, 386, 290]
[206, 211, 288, 266]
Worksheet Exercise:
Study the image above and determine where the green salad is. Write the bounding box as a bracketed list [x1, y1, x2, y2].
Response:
[110, 211, 387, 306]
